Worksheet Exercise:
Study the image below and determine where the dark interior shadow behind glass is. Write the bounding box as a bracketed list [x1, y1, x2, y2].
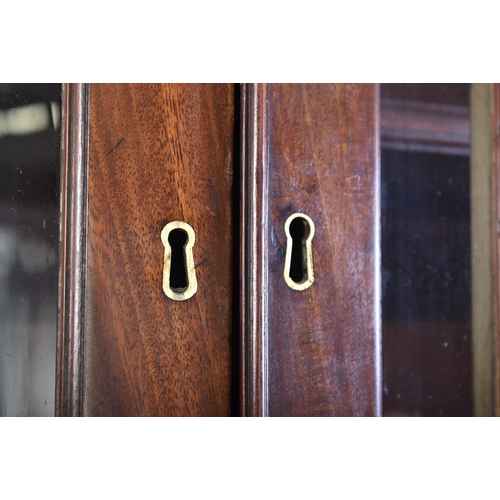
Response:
[381, 83, 472, 416]
[0, 84, 61, 416]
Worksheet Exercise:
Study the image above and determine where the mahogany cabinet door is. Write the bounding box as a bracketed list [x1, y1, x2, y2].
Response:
[57, 83, 380, 416]
[57, 84, 236, 416]
[241, 84, 380, 416]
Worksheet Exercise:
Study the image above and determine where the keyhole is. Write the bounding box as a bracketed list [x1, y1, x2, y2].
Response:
[168, 229, 188, 292]
[284, 213, 315, 291]
[161, 221, 198, 301]
[289, 217, 308, 284]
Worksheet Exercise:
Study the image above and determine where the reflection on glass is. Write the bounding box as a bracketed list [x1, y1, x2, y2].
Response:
[381, 84, 473, 416]
[0, 84, 61, 416]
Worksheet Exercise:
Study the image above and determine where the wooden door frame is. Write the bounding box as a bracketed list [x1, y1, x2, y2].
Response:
[56, 83, 500, 416]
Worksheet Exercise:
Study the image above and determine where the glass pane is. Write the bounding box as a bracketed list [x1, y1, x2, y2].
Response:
[381, 84, 473, 416]
[0, 84, 61, 416]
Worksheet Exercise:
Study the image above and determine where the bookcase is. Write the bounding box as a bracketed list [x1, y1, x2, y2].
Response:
[4, 83, 495, 416]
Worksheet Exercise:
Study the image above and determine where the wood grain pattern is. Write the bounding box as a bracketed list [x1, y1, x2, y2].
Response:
[83, 84, 235, 416]
[242, 84, 381, 416]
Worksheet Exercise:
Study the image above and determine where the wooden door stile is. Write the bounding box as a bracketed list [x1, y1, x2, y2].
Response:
[241, 84, 381, 416]
[57, 83, 89, 417]
[494, 83, 500, 416]
[58, 84, 236, 416]
[240, 83, 270, 416]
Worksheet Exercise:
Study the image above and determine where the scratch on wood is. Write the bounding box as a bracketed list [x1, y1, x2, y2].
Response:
[346, 174, 361, 190]
[106, 138, 125, 156]
[194, 257, 209, 269]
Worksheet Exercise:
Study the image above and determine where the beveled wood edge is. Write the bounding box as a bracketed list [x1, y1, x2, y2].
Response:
[494, 83, 500, 417]
[374, 84, 382, 417]
[471, 84, 495, 416]
[240, 83, 269, 417]
[56, 83, 89, 417]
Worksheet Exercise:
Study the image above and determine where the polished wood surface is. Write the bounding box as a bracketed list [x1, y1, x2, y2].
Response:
[82, 84, 235, 416]
[57, 83, 88, 417]
[240, 84, 269, 416]
[241, 84, 380, 416]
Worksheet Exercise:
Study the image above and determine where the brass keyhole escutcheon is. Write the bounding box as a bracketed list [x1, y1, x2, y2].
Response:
[161, 221, 197, 301]
[284, 213, 315, 291]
